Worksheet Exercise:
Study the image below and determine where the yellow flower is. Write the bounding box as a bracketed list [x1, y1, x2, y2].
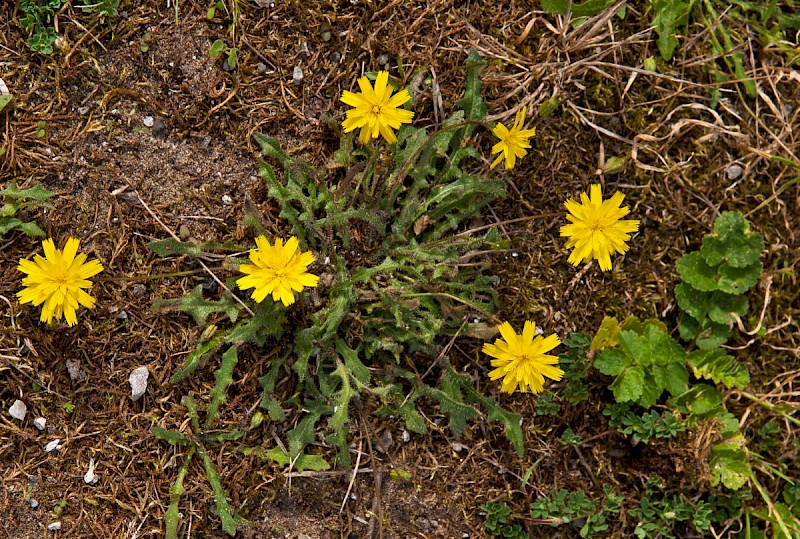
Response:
[560, 184, 640, 271]
[17, 237, 104, 327]
[483, 321, 563, 394]
[237, 236, 319, 307]
[490, 106, 536, 170]
[340, 71, 414, 145]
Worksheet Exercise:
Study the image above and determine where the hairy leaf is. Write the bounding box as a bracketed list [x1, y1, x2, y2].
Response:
[205, 346, 239, 429]
[197, 444, 237, 535]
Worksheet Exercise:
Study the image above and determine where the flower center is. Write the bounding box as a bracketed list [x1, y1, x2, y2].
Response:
[371, 105, 382, 114]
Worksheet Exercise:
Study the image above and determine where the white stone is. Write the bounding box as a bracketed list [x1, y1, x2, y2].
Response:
[222, 194, 233, 205]
[47, 522, 61, 531]
[83, 458, 98, 485]
[143, 116, 154, 127]
[45, 439, 61, 453]
[33, 417, 47, 431]
[129, 367, 150, 401]
[9, 400, 27, 421]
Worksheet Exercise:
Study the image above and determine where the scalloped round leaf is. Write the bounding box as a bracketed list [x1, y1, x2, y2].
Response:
[707, 293, 749, 325]
[696, 322, 731, 350]
[677, 252, 719, 292]
[674, 282, 712, 326]
[678, 315, 701, 341]
[716, 262, 761, 295]
[701, 212, 764, 268]
[635, 373, 662, 408]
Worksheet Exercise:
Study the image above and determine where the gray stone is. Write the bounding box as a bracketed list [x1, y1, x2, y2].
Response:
[8, 400, 27, 421]
[129, 367, 149, 401]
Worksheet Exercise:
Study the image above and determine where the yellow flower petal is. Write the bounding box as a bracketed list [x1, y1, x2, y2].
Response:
[237, 235, 319, 307]
[489, 106, 535, 171]
[559, 184, 640, 271]
[339, 71, 414, 144]
[17, 237, 103, 326]
[483, 320, 562, 394]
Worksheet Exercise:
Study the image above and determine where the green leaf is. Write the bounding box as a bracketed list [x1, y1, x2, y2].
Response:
[151, 427, 190, 445]
[710, 441, 751, 490]
[707, 292, 748, 325]
[663, 362, 689, 396]
[205, 347, 238, 429]
[594, 349, 626, 376]
[610, 366, 645, 403]
[669, 384, 723, 417]
[636, 373, 662, 408]
[197, 443, 237, 535]
[652, 0, 688, 61]
[688, 348, 750, 389]
[164, 447, 193, 539]
[453, 49, 487, 143]
[424, 369, 481, 437]
[0, 182, 54, 201]
[591, 316, 621, 351]
[674, 282, 712, 322]
[701, 211, 764, 268]
[542, 0, 569, 14]
[716, 262, 762, 295]
[259, 358, 286, 421]
[288, 400, 328, 460]
[335, 339, 370, 385]
[696, 322, 732, 350]
[12, 221, 46, 237]
[294, 454, 331, 472]
[178, 286, 241, 325]
[170, 334, 223, 384]
[0, 94, 12, 112]
[209, 39, 227, 58]
[676, 252, 719, 292]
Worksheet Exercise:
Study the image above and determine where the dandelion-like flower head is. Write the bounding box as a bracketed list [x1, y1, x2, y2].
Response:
[560, 184, 640, 271]
[237, 236, 319, 307]
[483, 321, 563, 394]
[490, 106, 536, 170]
[340, 71, 414, 145]
[17, 237, 104, 327]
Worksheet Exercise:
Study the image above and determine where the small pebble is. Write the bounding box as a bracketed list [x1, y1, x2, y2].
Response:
[143, 116, 154, 127]
[29, 499, 39, 509]
[222, 194, 233, 205]
[378, 53, 389, 66]
[402, 429, 410, 443]
[66, 359, 85, 381]
[293, 66, 304, 85]
[34, 417, 46, 431]
[47, 522, 61, 531]
[9, 400, 27, 421]
[129, 366, 149, 401]
[131, 284, 147, 298]
[45, 439, 61, 453]
[725, 163, 744, 181]
[117, 310, 128, 320]
[256, 62, 267, 74]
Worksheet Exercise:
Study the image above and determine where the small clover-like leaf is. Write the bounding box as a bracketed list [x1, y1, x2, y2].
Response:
[676, 252, 719, 292]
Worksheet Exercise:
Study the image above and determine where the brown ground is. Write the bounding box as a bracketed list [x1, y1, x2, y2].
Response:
[1, 1, 798, 538]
